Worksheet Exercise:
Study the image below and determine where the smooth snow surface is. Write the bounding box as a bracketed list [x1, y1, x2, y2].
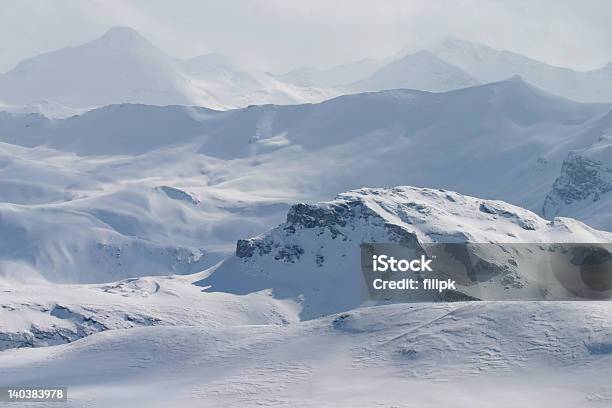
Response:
[1, 302, 612, 407]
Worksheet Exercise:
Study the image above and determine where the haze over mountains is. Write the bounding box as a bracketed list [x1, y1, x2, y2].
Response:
[3, 27, 612, 115]
[0, 26, 335, 111]
[279, 36, 612, 102]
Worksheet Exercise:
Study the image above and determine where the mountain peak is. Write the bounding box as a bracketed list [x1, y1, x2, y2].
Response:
[436, 36, 489, 51]
[402, 49, 437, 61]
[101, 26, 141, 39]
[95, 26, 152, 48]
[484, 75, 548, 96]
[508, 74, 526, 83]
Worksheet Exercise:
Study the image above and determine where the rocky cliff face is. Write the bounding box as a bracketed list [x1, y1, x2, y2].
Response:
[543, 145, 612, 221]
[204, 186, 612, 319]
[544, 151, 612, 212]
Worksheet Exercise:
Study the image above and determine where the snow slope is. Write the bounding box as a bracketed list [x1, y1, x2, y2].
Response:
[1, 186, 610, 406]
[3, 185, 609, 347]
[1, 301, 611, 407]
[2, 79, 612, 283]
[543, 119, 612, 226]
[0, 271, 297, 351]
[276, 50, 478, 93]
[6, 29, 612, 114]
[0, 140, 290, 283]
[272, 57, 388, 87]
[349, 50, 479, 92]
[432, 38, 612, 103]
[277, 37, 612, 103]
[0, 27, 336, 110]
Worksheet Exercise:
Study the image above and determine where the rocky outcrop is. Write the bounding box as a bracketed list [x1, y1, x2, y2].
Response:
[205, 186, 612, 319]
[543, 149, 612, 218]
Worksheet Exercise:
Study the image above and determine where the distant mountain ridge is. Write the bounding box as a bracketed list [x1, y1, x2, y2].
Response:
[277, 37, 612, 103]
[3, 28, 612, 114]
[0, 26, 336, 111]
[349, 50, 479, 92]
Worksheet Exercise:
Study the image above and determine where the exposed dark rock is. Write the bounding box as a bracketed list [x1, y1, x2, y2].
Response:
[236, 238, 273, 258]
[544, 152, 612, 217]
[274, 245, 304, 263]
[236, 239, 256, 258]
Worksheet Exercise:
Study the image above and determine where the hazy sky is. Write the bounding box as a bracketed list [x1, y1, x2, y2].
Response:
[1, 0, 611, 73]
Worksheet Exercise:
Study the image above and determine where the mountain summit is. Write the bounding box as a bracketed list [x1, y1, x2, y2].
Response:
[350, 50, 478, 92]
[96, 26, 147, 43]
[0, 26, 195, 108]
[0, 27, 334, 110]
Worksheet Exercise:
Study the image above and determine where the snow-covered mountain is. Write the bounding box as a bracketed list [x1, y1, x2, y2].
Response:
[543, 133, 612, 226]
[273, 49, 479, 93]
[0, 27, 335, 111]
[2, 79, 612, 284]
[272, 57, 389, 87]
[431, 37, 612, 103]
[4, 29, 612, 114]
[204, 186, 612, 319]
[0, 27, 197, 109]
[6, 185, 608, 351]
[3, 22, 612, 408]
[277, 37, 612, 103]
[348, 50, 478, 92]
[275, 47, 482, 94]
[2, 183, 611, 406]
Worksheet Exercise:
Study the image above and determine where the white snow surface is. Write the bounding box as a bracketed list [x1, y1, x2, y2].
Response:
[2, 78, 612, 283]
[2, 31, 612, 407]
[0, 27, 336, 111]
[0, 271, 298, 351]
[1, 301, 612, 407]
